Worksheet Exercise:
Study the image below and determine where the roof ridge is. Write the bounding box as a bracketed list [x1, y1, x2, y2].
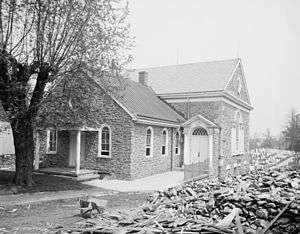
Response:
[129, 58, 240, 71]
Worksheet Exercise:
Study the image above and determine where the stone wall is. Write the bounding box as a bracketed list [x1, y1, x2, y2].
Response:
[37, 83, 134, 180]
[38, 130, 69, 168]
[0, 154, 15, 170]
[219, 102, 250, 177]
[226, 64, 250, 104]
[131, 124, 176, 179]
[170, 100, 250, 179]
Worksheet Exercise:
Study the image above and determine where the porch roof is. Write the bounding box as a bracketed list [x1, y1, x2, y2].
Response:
[182, 114, 219, 128]
[36, 126, 99, 131]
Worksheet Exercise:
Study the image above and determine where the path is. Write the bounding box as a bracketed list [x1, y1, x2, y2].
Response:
[84, 171, 184, 192]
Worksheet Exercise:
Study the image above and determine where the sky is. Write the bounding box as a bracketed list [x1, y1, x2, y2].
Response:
[127, 0, 300, 137]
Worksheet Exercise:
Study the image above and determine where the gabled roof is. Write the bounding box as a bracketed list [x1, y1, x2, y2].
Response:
[182, 114, 218, 128]
[92, 77, 185, 125]
[127, 58, 240, 94]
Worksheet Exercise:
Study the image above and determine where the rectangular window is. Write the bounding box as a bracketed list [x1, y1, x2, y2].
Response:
[162, 130, 167, 156]
[100, 127, 111, 157]
[175, 132, 180, 155]
[145, 128, 153, 157]
[162, 146, 166, 155]
[47, 130, 57, 154]
[146, 147, 151, 156]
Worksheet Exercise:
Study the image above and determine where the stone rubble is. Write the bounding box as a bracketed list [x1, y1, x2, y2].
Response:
[58, 166, 300, 234]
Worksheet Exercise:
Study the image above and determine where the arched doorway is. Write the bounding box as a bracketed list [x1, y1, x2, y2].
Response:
[190, 127, 208, 163]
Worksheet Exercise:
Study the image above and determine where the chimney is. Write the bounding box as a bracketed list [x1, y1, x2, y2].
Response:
[138, 71, 148, 86]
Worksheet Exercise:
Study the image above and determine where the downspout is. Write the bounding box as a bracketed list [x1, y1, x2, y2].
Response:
[170, 128, 174, 171]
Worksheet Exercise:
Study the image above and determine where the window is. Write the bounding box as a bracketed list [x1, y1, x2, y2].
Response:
[47, 130, 57, 154]
[162, 129, 168, 156]
[98, 125, 111, 157]
[236, 113, 240, 151]
[175, 131, 180, 155]
[192, 127, 208, 136]
[145, 127, 153, 157]
[231, 111, 244, 155]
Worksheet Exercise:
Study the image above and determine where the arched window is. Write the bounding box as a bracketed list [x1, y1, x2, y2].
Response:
[236, 112, 241, 151]
[231, 111, 244, 155]
[162, 129, 168, 156]
[47, 129, 57, 154]
[145, 127, 153, 157]
[98, 125, 111, 157]
[175, 131, 180, 155]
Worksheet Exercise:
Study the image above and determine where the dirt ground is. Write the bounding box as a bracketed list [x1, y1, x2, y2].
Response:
[0, 170, 100, 195]
[0, 191, 150, 234]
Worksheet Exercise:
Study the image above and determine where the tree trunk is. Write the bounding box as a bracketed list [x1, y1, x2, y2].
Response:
[11, 117, 35, 186]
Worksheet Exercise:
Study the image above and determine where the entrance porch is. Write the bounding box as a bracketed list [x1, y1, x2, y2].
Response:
[34, 127, 100, 176]
[182, 115, 220, 180]
[36, 167, 98, 177]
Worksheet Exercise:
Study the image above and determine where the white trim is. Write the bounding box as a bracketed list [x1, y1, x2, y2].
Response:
[161, 93, 252, 112]
[224, 59, 251, 104]
[135, 119, 181, 128]
[182, 114, 218, 128]
[110, 95, 138, 121]
[224, 58, 241, 90]
[161, 128, 168, 156]
[223, 91, 252, 110]
[98, 124, 112, 158]
[145, 126, 154, 157]
[46, 129, 57, 154]
[37, 126, 99, 131]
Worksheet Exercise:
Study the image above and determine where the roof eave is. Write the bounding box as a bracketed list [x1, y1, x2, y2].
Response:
[158, 90, 253, 111]
[134, 117, 182, 128]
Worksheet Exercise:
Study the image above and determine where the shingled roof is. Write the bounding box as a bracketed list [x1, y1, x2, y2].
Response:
[93, 77, 185, 124]
[127, 58, 240, 94]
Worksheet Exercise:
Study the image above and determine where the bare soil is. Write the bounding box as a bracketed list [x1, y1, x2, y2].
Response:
[0, 170, 99, 195]
[0, 191, 149, 234]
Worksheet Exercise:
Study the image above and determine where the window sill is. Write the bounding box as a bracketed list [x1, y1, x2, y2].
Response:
[145, 155, 153, 158]
[232, 152, 245, 156]
[97, 155, 111, 159]
[46, 151, 57, 154]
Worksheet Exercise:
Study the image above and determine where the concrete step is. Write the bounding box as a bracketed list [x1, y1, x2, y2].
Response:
[75, 173, 100, 182]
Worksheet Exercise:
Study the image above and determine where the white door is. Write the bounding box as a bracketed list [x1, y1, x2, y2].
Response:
[190, 127, 208, 163]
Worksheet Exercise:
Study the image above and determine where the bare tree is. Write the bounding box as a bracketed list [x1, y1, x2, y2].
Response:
[0, 0, 131, 186]
[261, 129, 275, 149]
[282, 108, 300, 152]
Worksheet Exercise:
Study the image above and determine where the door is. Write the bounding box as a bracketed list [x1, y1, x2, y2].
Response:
[190, 127, 208, 163]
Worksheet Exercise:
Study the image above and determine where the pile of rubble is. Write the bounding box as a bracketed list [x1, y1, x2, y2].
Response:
[58, 167, 300, 234]
[250, 149, 296, 170]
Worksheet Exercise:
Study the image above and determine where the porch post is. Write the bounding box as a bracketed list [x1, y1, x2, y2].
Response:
[75, 130, 81, 175]
[208, 128, 214, 177]
[34, 131, 40, 170]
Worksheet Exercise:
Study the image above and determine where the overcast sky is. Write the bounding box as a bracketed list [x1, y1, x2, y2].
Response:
[127, 0, 300, 137]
